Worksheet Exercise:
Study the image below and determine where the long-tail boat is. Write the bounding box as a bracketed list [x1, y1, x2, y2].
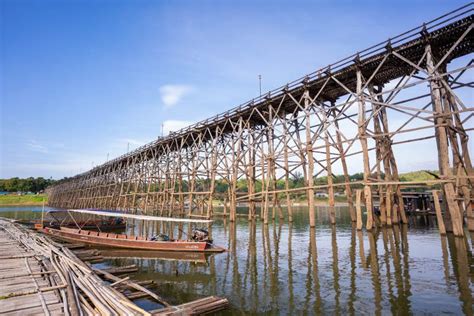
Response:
[37, 209, 225, 253]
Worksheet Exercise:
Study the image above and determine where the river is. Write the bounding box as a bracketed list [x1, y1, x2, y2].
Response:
[0, 205, 472, 315]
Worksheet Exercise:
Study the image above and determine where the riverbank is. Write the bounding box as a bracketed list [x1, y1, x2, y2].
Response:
[0, 194, 47, 206]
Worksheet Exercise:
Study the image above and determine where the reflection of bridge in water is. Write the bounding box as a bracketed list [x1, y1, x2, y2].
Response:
[101, 216, 473, 314]
[48, 5, 474, 236]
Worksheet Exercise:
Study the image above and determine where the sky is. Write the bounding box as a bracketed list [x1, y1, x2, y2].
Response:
[0, 0, 471, 179]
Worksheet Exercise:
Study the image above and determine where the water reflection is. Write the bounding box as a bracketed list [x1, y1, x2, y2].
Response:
[446, 234, 473, 315]
[0, 206, 473, 314]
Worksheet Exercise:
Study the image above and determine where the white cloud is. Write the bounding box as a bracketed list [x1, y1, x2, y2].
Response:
[162, 120, 193, 135]
[27, 140, 48, 153]
[159, 84, 194, 108]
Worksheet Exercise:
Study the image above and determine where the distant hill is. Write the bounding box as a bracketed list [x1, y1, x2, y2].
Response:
[399, 170, 439, 182]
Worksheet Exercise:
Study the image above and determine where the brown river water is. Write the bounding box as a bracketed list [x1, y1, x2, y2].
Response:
[1, 206, 473, 315]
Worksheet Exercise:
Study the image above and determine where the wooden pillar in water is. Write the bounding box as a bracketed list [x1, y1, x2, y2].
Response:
[369, 86, 387, 226]
[206, 137, 218, 219]
[323, 107, 336, 225]
[262, 129, 270, 224]
[230, 137, 237, 222]
[267, 106, 276, 222]
[260, 141, 266, 221]
[282, 118, 293, 222]
[231, 119, 244, 222]
[425, 43, 463, 237]
[433, 190, 446, 235]
[442, 67, 474, 231]
[304, 90, 316, 228]
[356, 67, 373, 230]
[187, 147, 197, 218]
[177, 154, 184, 217]
[223, 196, 228, 217]
[247, 129, 256, 221]
[386, 187, 392, 226]
[372, 84, 408, 224]
[356, 189, 363, 230]
[266, 105, 283, 221]
[332, 108, 356, 222]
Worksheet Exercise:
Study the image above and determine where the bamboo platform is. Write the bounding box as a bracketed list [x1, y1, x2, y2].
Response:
[0, 219, 229, 315]
[0, 230, 64, 315]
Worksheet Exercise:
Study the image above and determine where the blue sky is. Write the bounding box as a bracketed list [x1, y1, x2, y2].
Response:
[0, 0, 470, 178]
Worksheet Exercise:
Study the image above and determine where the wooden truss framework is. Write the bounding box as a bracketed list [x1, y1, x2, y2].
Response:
[48, 6, 474, 236]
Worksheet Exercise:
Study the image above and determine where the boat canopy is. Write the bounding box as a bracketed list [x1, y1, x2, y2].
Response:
[67, 209, 213, 224]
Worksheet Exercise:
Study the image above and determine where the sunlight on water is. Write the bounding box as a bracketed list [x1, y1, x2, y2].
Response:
[1, 206, 472, 314]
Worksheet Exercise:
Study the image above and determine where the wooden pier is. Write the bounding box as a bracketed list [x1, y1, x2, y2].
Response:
[0, 219, 228, 315]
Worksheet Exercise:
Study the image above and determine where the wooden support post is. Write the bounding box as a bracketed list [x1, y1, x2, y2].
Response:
[357, 69, 373, 231]
[262, 131, 269, 224]
[282, 119, 293, 222]
[433, 190, 446, 235]
[386, 187, 392, 226]
[266, 107, 283, 221]
[444, 75, 474, 231]
[369, 85, 385, 226]
[223, 196, 228, 217]
[188, 148, 197, 217]
[426, 44, 464, 237]
[365, 186, 374, 230]
[304, 90, 316, 228]
[324, 108, 336, 225]
[260, 143, 266, 221]
[247, 129, 256, 221]
[207, 137, 218, 219]
[333, 108, 355, 222]
[356, 189, 363, 230]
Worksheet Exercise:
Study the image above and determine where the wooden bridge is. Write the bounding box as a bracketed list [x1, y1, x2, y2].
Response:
[48, 5, 474, 236]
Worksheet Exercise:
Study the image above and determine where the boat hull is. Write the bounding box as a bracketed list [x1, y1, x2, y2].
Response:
[41, 227, 223, 253]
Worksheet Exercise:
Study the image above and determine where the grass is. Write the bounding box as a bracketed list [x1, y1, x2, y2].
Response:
[0, 194, 48, 206]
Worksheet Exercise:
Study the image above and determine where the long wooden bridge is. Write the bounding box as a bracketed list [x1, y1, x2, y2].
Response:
[48, 5, 474, 236]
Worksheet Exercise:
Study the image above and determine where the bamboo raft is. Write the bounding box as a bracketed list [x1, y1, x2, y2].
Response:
[0, 218, 228, 315]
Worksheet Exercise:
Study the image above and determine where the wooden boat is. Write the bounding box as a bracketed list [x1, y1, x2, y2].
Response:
[41, 226, 225, 253]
